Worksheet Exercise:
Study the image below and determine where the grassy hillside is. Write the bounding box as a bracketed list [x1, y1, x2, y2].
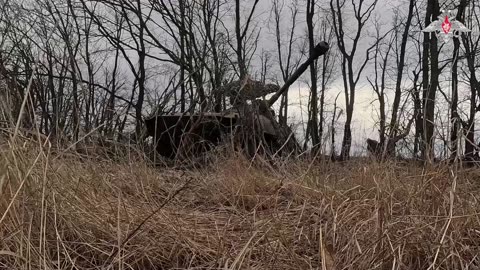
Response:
[1, 136, 480, 269]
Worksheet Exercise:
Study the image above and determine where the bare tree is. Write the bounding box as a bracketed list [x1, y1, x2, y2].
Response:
[387, 0, 416, 153]
[6, 0, 471, 163]
[234, 0, 260, 80]
[318, 20, 337, 149]
[272, 0, 302, 126]
[461, 0, 480, 159]
[422, 0, 440, 161]
[306, 0, 320, 149]
[201, 0, 230, 112]
[368, 25, 394, 152]
[450, 0, 468, 159]
[330, 0, 380, 160]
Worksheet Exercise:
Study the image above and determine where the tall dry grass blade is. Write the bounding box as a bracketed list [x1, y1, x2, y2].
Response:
[0, 151, 42, 226]
[117, 191, 123, 270]
[104, 177, 192, 267]
[229, 231, 258, 270]
[319, 226, 335, 270]
[2, 148, 479, 269]
[52, 123, 105, 160]
[11, 63, 37, 142]
[428, 170, 457, 270]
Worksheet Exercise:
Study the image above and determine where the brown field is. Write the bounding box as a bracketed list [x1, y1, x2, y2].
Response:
[1, 136, 480, 270]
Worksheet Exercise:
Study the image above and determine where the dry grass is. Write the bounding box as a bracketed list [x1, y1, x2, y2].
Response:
[1, 136, 480, 269]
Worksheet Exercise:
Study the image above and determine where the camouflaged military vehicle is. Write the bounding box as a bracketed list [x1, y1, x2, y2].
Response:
[144, 42, 330, 160]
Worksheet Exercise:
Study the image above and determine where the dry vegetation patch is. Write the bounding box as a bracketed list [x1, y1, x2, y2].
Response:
[1, 142, 480, 269]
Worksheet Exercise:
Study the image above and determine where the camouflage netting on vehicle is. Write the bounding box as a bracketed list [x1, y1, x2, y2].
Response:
[217, 76, 280, 104]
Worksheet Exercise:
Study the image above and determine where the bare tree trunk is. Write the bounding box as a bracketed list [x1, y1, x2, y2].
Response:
[465, 84, 476, 158]
[133, 0, 146, 140]
[331, 93, 341, 160]
[46, 45, 58, 136]
[423, 0, 440, 161]
[388, 0, 415, 152]
[235, 0, 260, 81]
[202, 0, 224, 112]
[104, 14, 123, 137]
[319, 21, 336, 146]
[179, 0, 187, 112]
[462, 1, 480, 159]
[450, 0, 467, 159]
[368, 28, 393, 152]
[71, 0, 95, 133]
[412, 70, 422, 157]
[306, 0, 320, 149]
[49, 0, 81, 142]
[235, 0, 245, 79]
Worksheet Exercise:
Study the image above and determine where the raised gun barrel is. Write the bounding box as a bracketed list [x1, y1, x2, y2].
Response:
[268, 41, 330, 107]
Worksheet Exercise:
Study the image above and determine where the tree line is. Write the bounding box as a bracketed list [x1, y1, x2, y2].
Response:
[0, 0, 479, 161]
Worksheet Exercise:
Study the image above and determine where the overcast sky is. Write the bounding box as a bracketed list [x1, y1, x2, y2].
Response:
[243, 0, 399, 154]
